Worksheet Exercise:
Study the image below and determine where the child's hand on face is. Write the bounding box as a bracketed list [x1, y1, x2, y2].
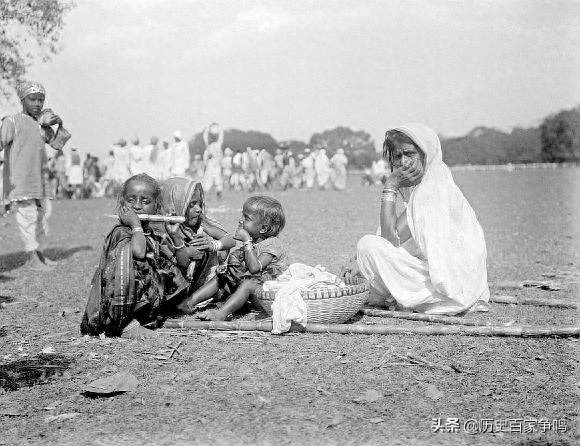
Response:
[234, 226, 251, 243]
[119, 206, 141, 229]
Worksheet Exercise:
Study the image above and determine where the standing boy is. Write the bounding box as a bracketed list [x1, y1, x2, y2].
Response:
[0, 81, 63, 270]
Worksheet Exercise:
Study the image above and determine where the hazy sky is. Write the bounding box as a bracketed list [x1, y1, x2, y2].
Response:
[2, 0, 579, 156]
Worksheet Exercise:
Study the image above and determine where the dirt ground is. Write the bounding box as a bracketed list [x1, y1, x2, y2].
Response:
[0, 168, 578, 446]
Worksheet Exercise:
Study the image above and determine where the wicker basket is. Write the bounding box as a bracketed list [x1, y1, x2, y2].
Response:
[257, 276, 369, 324]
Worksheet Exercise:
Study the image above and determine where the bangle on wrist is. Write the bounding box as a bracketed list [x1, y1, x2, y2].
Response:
[243, 240, 254, 251]
[381, 191, 397, 203]
[132, 227, 144, 233]
[170, 237, 185, 250]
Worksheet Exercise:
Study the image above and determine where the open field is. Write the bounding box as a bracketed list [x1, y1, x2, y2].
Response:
[0, 167, 579, 446]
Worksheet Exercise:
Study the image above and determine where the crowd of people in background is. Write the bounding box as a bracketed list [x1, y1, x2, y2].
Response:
[25, 123, 351, 203]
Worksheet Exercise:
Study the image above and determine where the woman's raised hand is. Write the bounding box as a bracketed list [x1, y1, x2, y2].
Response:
[188, 234, 211, 251]
[118, 206, 141, 229]
[388, 159, 424, 189]
[164, 221, 180, 237]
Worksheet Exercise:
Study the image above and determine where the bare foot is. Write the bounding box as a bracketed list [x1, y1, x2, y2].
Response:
[197, 310, 227, 321]
[37, 251, 58, 266]
[121, 322, 155, 340]
[24, 252, 54, 272]
[176, 299, 197, 315]
[472, 300, 490, 313]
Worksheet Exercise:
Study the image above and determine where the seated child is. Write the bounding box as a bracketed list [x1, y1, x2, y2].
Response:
[178, 195, 287, 320]
[80, 173, 188, 339]
[161, 177, 235, 292]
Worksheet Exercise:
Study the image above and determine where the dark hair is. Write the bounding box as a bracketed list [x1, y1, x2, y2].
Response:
[382, 130, 420, 171]
[244, 195, 285, 237]
[117, 173, 163, 213]
[189, 182, 206, 232]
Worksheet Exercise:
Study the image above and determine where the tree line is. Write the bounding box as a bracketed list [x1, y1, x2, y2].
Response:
[187, 106, 580, 168]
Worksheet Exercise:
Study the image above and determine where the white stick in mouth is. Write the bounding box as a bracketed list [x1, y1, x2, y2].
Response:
[104, 214, 186, 223]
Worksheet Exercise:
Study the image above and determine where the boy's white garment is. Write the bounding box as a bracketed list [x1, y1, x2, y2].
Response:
[264, 263, 345, 334]
[14, 198, 51, 252]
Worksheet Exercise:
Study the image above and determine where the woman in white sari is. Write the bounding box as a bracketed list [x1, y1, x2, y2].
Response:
[353, 123, 489, 315]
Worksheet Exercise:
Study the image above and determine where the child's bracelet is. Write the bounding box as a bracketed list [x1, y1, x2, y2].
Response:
[209, 240, 223, 252]
[243, 240, 254, 251]
[173, 242, 186, 250]
[257, 259, 263, 272]
[132, 227, 144, 233]
[170, 237, 186, 250]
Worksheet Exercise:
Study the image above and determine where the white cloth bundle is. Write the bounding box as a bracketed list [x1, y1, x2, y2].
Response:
[263, 263, 345, 334]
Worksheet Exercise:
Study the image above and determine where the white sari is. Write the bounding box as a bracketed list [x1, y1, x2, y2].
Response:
[357, 123, 489, 314]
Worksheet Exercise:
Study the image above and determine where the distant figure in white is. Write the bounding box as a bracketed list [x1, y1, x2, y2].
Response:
[157, 139, 172, 180]
[66, 148, 83, 198]
[111, 138, 131, 183]
[202, 123, 224, 198]
[140, 136, 158, 176]
[128, 136, 141, 175]
[330, 148, 349, 190]
[314, 148, 331, 190]
[301, 148, 316, 189]
[169, 130, 190, 177]
[221, 147, 234, 189]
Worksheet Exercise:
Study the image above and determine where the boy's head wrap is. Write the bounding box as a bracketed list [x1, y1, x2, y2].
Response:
[18, 81, 46, 100]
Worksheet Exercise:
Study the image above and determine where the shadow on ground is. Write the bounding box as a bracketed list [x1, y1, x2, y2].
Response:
[0, 354, 73, 391]
[0, 274, 14, 283]
[0, 245, 93, 273]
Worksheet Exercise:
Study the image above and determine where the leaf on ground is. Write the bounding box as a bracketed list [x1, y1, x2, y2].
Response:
[354, 389, 383, 403]
[361, 389, 382, 402]
[1, 405, 26, 416]
[423, 383, 443, 400]
[326, 415, 345, 428]
[41, 346, 56, 354]
[44, 412, 81, 423]
[256, 395, 271, 404]
[43, 400, 63, 410]
[82, 372, 138, 395]
[368, 417, 385, 424]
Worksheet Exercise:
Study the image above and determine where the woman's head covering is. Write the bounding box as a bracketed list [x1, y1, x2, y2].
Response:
[161, 177, 227, 236]
[387, 123, 489, 312]
[18, 81, 45, 100]
[162, 177, 204, 218]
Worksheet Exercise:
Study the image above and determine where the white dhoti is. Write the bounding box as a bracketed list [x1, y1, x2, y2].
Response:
[202, 165, 223, 192]
[13, 198, 52, 252]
